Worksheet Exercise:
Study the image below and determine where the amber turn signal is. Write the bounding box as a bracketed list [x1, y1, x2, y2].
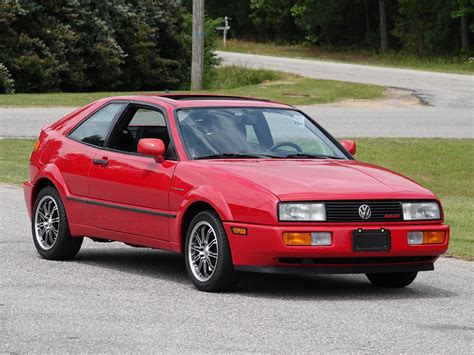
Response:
[231, 227, 247, 235]
[423, 231, 445, 244]
[408, 230, 445, 245]
[33, 140, 40, 152]
[283, 232, 312, 246]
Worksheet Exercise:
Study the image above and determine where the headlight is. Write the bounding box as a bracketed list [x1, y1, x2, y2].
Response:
[402, 202, 440, 220]
[279, 203, 326, 221]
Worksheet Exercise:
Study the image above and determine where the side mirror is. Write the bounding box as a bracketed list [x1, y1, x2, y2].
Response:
[340, 139, 356, 155]
[137, 138, 166, 162]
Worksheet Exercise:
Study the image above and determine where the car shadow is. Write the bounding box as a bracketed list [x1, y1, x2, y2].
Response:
[75, 245, 456, 301]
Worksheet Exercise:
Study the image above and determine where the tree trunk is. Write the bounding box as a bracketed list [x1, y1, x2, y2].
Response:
[461, 14, 470, 50]
[379, 0, 388, 52]
[364, 0, 370, 45]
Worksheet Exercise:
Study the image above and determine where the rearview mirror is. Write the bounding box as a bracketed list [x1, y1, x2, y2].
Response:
[138, 138, 166, 162]
[340, 140, 356, 155]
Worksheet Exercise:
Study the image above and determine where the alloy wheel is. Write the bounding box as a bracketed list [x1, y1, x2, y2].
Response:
[34, 195, 60, 250]
[188, 221, 219, 282]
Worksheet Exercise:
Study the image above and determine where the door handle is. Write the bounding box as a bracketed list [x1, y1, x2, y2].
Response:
[93, 158, 109, 166]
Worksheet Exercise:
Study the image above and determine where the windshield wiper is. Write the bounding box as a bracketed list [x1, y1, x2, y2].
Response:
[195, 153, 281, 160]
[284, 153, 343, 159]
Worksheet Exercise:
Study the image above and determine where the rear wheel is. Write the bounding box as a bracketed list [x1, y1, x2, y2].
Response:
[184, 210, 238, 292]
[32, 186, 83, 260]
[366, 272, 418, 288]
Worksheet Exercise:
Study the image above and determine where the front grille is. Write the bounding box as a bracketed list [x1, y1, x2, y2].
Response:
[325, 200, 403, 222]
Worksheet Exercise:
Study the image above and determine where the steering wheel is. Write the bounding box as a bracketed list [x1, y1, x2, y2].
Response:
[269, 141, 303, 153]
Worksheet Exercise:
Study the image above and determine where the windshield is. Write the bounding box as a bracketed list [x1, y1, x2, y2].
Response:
[176, 108, 348, 160]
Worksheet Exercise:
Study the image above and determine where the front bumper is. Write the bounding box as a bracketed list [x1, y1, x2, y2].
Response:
[224, 222, 449, 274]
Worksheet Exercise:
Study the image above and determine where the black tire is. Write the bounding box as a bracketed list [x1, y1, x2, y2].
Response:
[32, 186, 83, 260]
[366, 272, 418, 288]
[184, 210, 238, 292]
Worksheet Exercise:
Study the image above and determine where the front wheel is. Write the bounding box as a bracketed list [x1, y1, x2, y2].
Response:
[184, 210, 238, 292]
[366, 272, 418, 288]
[32, 186, 83, 260]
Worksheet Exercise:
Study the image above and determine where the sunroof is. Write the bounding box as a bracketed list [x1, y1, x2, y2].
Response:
[155, 94, 271, 102]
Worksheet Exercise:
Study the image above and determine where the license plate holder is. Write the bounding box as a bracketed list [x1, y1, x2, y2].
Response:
[352, 229, 391, 252]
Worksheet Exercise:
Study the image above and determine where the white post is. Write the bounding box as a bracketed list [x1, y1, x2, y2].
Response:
[216, 17, 231, 47]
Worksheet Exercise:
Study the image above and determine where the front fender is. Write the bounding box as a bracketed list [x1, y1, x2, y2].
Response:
[168, 185, 233, 251]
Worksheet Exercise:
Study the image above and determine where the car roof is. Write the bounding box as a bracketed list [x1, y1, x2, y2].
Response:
[103, 94, 294, 109]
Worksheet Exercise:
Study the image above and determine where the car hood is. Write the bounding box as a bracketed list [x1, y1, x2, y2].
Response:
[198, 159, 436, 201]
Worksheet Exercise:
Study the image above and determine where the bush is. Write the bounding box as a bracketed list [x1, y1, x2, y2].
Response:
[0, 63, 14, 94]
[205, 66, 281, 89]
[0, 1, 217, 93]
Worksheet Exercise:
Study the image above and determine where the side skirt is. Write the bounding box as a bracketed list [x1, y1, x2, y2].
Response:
[69, 223, 172, 251]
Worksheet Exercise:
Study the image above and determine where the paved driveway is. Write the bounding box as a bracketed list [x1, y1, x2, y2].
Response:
[1, 184, 473, 353]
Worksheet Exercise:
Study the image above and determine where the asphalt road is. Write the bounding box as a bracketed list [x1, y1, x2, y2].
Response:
[219, 51, 474, 138]
[1, 184, 473, 353]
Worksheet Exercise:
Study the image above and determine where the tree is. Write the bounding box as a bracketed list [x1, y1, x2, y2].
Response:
[394, 0, 462, 56]
[0, 0, 209, 93]
[452, 0, 473, 51]
[379, 0, 388, 51]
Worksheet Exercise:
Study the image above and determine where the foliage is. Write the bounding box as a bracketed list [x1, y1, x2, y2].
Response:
[0, 63, 15, 94]
[250, 0, 302, 43]
[394, 0, 464, 56]
[0, 0, 218, 93]
[207, 0, 473, 56]
[204, 66, 281, 89]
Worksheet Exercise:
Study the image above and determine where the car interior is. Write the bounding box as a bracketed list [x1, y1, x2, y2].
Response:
[109, 106, 175, 159]
[178, 109, 274, 157]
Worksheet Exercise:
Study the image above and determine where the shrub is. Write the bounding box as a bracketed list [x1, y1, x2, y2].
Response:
[0, 63, 15, 94]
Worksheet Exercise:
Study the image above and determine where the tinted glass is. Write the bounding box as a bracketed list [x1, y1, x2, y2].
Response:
[176, 108, 346, 159]
[69, 103, 125, 147]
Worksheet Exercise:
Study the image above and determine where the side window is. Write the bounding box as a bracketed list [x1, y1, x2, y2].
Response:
[110, 106, 173, 158]
[69, 103, 125, 147]
[129, 108, 165, 126]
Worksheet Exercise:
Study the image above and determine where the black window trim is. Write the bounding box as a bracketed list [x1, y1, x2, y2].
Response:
[66, 100, 180, 161]
[103, 101, 179, 161]
[67, 100, 129, 148]
[173, 106, 354, 161]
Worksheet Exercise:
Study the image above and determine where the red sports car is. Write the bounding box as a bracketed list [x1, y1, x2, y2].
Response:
[24, 94, 449, 292]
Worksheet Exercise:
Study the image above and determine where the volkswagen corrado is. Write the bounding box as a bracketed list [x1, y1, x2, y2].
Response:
[24, 94, 449, 292]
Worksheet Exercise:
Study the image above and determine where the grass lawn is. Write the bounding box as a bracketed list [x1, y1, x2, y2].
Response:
[1, 138, 472, 260]
[218, 40, 474, 75]
[0, 66, 384, 107]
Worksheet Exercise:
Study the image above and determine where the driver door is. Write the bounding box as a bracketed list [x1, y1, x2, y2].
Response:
[88, 103, 177, 241]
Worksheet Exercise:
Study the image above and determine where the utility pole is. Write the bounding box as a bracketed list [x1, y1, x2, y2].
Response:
[191, 0, 204, 90]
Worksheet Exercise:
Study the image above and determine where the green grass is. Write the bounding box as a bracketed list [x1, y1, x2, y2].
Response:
[1, 138, 472, 260]
[0, 66, 384, 107]
[356, 138, 474, 260]
[0, 139, 33, 185]
[218, 40, 474, 75]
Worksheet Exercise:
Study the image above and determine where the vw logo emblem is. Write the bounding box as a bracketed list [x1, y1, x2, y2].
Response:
[358, 204, 372, 219]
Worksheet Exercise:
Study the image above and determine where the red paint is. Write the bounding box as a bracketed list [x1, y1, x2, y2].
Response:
[340, 139, 357, 155]
[137, 138, 166, 162]
[24, 95, 449, 272]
